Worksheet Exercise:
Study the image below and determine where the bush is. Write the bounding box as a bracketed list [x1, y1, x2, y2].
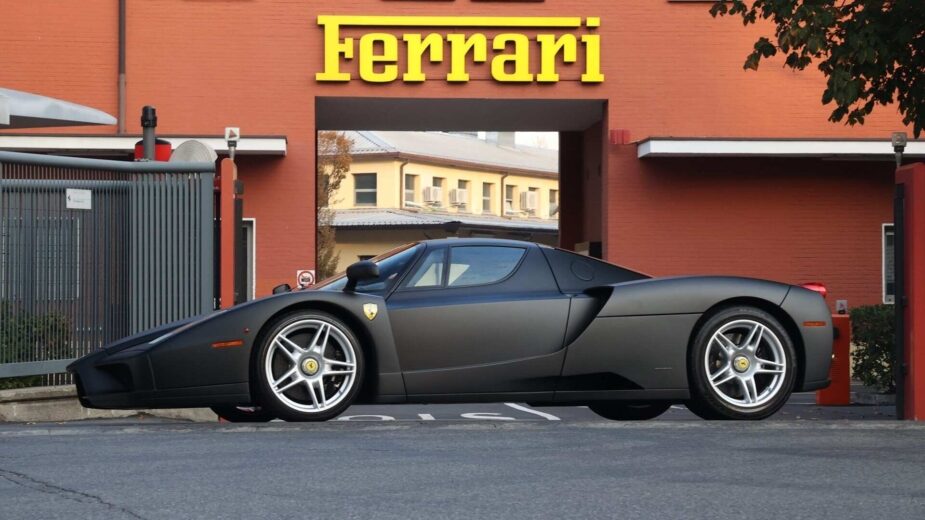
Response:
[850, 304, 895, 393]
[0, 304, 72, 390]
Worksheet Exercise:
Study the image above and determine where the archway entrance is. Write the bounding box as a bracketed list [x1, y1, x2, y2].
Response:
[315, 97, 607, 264]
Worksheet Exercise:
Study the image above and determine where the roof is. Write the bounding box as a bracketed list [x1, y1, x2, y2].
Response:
[332, 208, 558, 233]
[342, 131, 558, 177]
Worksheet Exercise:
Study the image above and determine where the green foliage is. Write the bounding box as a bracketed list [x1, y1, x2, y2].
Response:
[850, 304, 895, 393]
[711, 1, 925, 137]
[316, 131, 355, 280]
[0, 304, 72, 390]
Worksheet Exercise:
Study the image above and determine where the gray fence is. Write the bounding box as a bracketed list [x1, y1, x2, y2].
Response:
[0, 151, 214, 379]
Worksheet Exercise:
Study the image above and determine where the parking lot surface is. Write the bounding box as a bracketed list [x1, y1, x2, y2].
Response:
[1, 395, 921, 520]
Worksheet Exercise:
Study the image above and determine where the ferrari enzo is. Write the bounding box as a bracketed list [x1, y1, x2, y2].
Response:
[68, 238, 832, 422]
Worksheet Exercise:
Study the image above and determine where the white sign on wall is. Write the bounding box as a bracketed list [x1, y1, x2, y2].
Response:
[66, 189, 92, 210]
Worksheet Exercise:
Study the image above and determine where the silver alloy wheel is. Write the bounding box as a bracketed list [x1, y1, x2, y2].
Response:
[703, 319, 787, 408]
[264, 318, 358, 413]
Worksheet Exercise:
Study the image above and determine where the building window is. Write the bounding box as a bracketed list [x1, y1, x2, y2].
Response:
[525, 187, 539, 215]
[884, 224, 895, 304]
[404, 174, 417, 205]
[482, 183, 493, 214]
[431, 177, 445, 207]
[354, 173, 377, 206]
[549, 189, 559, 218]
[505, 185, 516, 214]
[455, 179, 469, 209]
[242, 219, 256, 300]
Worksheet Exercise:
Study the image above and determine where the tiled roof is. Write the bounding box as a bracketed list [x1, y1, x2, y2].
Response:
[341, 131, 558, 176]
[332, 208, 558, 233]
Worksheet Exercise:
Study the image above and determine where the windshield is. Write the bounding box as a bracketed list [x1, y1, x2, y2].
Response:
[314, 243, 423, 294]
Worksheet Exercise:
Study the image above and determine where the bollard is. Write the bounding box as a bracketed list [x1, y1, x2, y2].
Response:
[816, 314, 851, 405]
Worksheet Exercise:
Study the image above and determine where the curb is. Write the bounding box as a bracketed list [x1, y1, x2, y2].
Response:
[851, 391, 896, 406]
[0, 385, 217, 423]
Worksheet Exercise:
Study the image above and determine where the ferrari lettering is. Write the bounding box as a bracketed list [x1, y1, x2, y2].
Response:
[315, 15, 604, 84]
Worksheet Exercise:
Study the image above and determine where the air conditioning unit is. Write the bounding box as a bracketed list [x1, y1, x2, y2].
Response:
[423, 186, 442, 204]
[520, 190, 538, 212]
[449, 188, 468, 206]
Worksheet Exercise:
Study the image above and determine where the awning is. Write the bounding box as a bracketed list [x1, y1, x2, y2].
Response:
[0, 87, 116, 129]
[637, 138, 925, 160]
[0, 134, 288, 156]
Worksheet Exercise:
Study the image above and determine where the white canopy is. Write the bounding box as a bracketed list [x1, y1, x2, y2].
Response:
[0, 87, 116, 129]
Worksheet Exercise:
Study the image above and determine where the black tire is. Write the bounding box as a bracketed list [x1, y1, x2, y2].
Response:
[589, 402, 672, 421]
[211, 405, 275, 423]
[255, 311, 364, 422]
[687, 306, 797, 420]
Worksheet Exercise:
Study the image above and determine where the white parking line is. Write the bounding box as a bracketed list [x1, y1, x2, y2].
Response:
[335, 415, 396, 421]
[504, 403, 561, 421]
[418, 413, 436, 421]
[461, 412, 517, 421]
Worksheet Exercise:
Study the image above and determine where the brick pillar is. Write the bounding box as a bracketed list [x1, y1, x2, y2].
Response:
[896, 162, 925, 420]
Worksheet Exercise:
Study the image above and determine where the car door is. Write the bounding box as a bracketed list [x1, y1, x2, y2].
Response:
[386, 243, 570, 399]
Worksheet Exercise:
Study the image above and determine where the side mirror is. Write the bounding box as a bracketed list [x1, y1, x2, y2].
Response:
[345, 260, 379, 292]
[272, 283, 292, 294]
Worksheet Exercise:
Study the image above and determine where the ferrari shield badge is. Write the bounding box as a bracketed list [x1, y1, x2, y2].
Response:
[363, 303, 378, 321]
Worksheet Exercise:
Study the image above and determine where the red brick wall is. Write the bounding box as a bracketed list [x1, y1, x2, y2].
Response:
[0, 0, 911, 301]
[607, 147, 896, 309]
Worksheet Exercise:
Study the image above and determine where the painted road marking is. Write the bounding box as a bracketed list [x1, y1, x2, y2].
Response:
[418, 413, 436, 421]
[504, 402, 561, 421]
[460, 412, 517, 421]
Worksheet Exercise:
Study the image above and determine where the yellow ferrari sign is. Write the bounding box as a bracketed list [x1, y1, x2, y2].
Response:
[316, 15, 603, 84]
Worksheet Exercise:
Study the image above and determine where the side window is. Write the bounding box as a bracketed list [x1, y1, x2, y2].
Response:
[405, 248, 446, 289]
[448, 246, 525, 287]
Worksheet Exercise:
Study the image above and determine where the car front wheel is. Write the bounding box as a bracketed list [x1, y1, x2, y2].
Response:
[687, 306, 796, 420]
[255, 311, 364, 422]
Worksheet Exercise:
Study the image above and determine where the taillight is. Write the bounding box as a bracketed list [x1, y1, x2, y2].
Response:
[800, 282, 827, 299]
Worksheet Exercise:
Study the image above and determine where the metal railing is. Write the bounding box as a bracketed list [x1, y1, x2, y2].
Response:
[0, 151, 214, 380]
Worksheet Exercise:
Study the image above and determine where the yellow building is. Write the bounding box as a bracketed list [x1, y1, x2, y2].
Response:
[330, 131, 559, 272]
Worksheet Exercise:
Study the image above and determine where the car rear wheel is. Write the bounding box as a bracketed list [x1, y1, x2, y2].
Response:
[255, 311, 364, 422]
[687, 306, 796, 420]
[589, 402, 671, 421]
[210, 405, 275, 423]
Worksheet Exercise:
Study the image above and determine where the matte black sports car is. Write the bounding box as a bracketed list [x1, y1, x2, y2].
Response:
[69, 238, 832, 422]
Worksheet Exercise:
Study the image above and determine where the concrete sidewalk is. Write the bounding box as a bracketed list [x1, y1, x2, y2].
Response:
[0, 385, 216, 423]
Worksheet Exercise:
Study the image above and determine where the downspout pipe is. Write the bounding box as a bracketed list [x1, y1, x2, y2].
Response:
[499, 173, 508, 217]
[118, 0, 126, 134]
[398, 160, 409, 208]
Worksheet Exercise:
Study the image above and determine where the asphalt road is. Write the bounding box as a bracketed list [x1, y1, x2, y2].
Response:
[1, 396, 922, 520]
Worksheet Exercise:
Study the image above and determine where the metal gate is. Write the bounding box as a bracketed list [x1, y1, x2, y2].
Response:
[0, 151, 214, 380]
